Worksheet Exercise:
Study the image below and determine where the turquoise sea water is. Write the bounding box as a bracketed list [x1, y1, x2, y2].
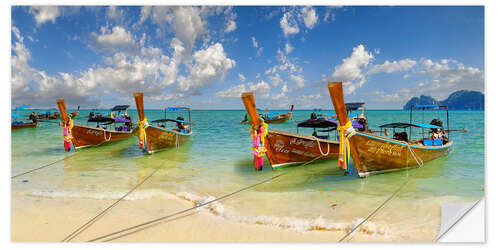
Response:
[11, 109, 484, 240]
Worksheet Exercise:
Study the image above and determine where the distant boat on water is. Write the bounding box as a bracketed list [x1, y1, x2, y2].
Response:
[241, 105, 294, 124]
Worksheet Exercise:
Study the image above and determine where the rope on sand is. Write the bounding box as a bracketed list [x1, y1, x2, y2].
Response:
[11, 154, 76, 179]
[87, 155, 326, 242]
[338, 143, 425, 242]
[62, 168, 160, 242]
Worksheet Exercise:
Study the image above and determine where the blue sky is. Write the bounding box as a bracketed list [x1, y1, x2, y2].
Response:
[11, 6, 484, 109]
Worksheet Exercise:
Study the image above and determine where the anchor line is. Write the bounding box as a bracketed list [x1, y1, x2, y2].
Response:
[315, 138, 331, 157]
[88, 155, 326, 242]
[338, 144, 425, 242]
[11, 154, 76, 179]
[62, 168, 160, 242]
[103, 129, 112, 141]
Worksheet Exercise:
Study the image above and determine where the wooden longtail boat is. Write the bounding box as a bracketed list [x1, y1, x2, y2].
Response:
[70, 106, 80, 118]
[328, 82, 454, 177]
[241, 105, 294, 124]
[11, 105, 38, 130]
[11, 121, 37, 130]
[242, 93, 342, 168]
[133, 93, 192, 154]
[56, 99, 135, 150]
[37, 112, 60, 120]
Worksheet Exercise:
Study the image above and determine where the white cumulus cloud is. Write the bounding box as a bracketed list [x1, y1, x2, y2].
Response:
[216, 80, 271, 99]
[285, 43, 294, 54]
[368, 59, 417, 74]
[331, 44, 374, 94]
[29, 6, 60, 25]
[373, 59, 484, 104]
[301, 6, 318, 29]
[216, 84, 247, 98]
[280, 11, 299, 37]
[289, 74, 305, 88]
[269, 74, 283, 86]
[177, 43, 236, 93]
[248, 81, 271, 98]
[90, 26, 136, 53]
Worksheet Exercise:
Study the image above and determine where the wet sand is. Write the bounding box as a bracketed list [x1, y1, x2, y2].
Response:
[11, 193, 417, 242]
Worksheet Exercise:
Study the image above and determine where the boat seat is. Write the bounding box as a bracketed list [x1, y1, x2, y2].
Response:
[423, 139, 442, 146]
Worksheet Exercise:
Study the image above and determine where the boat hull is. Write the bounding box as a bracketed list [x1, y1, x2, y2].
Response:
[265, 113, 291, 123]
[139, 125, 191, 154]
[265, 129, 339, 168]
[70, 124, 134, 149]
[11, 122, 37, 130]
[242, 113, 292, 124]
[351, 132, 454, 177]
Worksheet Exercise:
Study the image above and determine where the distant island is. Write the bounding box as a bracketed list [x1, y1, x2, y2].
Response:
[403, 90, 484, 110]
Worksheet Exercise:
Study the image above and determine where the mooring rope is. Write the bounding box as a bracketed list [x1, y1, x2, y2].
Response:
[315, 138, 330, 157]
[62, 168, 160, 242]
[11, 154, 76, 179]
[103, 129, 112, 142]
[338, 143, 425, 242]
[87, 155, 326, 242]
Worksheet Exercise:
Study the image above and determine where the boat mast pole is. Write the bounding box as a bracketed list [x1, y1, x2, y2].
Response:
[327, 82, 362, 174]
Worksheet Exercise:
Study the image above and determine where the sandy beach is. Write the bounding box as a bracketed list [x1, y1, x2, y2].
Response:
[11, 189, 448, 242]
[12, 193, 349, 242]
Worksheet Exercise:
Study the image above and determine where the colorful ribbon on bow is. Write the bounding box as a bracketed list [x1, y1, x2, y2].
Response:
[62, 117, 74, 152]
[138, 118, 148, 151]
[337, 120, 356, 173]
[250, 120, 268, 171]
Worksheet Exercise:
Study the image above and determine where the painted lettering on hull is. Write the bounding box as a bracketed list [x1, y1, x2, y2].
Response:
[365, 140, 403, 157]
[86, 129, 103, 137]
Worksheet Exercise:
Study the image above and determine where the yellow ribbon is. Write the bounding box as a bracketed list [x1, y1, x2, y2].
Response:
[250, 121, 268, 157]
[138, 118, 148, 150]
[337, 120, 356, 172]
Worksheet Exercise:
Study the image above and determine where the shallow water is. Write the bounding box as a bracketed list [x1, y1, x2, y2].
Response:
[11, 109, 484, 241]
